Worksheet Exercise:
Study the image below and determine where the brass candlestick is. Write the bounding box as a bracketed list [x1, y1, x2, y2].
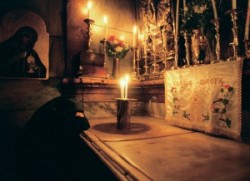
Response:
[183, 31, 190, 67]
[227, 9, 239, 60]
[84, 18, 95, 51]
[213, 19, 221, 63]
[143, 54, 149, 76]
[132, 47, 137, 79]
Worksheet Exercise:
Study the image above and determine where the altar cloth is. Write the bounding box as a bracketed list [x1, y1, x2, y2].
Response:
[165, 60, 243, 140]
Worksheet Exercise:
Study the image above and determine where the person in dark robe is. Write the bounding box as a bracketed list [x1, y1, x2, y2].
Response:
[0, 26, 46, 78]
[1, 80, 117, 181]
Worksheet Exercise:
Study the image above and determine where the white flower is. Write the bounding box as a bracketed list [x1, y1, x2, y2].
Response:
[193, 5, 207, 14]
[115, 46, 123, 52]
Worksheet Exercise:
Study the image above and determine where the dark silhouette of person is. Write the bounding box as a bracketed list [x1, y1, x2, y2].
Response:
[0, 26, 46, 78]
[1, 80, 117, 181]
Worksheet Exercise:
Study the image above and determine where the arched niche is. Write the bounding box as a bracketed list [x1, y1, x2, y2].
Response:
[0, 9, 49, 79]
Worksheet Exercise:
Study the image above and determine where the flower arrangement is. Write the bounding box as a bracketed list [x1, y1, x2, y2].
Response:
[212, 84, 234, 128]
[181, 0, 213, 34]
[106, 35, 130, 60]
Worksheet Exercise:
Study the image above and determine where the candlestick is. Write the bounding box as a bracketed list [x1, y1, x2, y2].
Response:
[213, 19, 221, 63]
[211, 0, 218, 19]
[232, 0, 236, 10]
[132, 47, 137, 80]
[183, 31, 190, 66]
[245, 0, 250, 40]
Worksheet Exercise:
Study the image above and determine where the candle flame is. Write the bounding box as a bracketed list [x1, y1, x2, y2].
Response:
[87, 1, 92, 10]
[133, 25, 137, 34]
[103, 15, 108, 24]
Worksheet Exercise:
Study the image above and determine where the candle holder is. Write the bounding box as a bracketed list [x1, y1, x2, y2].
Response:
[245, 40, 250, 58]
[132, 47, 137, 80]
[136, 56, 141, 79]
[100, 39, 107, 68]
[183, 31, 190, 67]
[162, 48, 168, 71]
[211, 19, 221, 63]
[143, 54, 149, 76]
[226, 9, 239, 61]
[152, 51, 158, 74]
[172, 36, 179, 69]
[84, 18, 95, 51]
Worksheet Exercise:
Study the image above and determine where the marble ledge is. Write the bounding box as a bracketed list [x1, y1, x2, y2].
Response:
[62, 77, 164, 88]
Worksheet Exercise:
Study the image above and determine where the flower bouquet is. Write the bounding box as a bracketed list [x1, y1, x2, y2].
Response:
[106, 35, 130, 60]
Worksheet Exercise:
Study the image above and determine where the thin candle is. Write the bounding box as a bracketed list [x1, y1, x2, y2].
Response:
[103, 15, 107, 40]
[120, 79, 125, 98]
[211, 0, 218, 19]
[245, 0, 250, 40]
[183, 0, 187, 15]
[124, 75, 129, 99]
[133, 26, 137, 47]
[87, 1, 92, 19]
[232, 0, 236, 10]
[175, 0, 180, 68]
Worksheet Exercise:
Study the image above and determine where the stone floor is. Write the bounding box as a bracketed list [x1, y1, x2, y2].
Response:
[81, 116, 250, 181]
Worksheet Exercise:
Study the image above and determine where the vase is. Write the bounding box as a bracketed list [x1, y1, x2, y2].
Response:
[112, 58, 120, 78]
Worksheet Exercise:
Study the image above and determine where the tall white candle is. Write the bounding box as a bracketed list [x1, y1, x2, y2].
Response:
[120, 79, 125, 98]
[124, 75, 129, 99]
[175, 0, 180, 68]
[175, 0, 180, 37]
[103, 15, 107, 40]
[245, 0, 250, 40]
[87, 1, 92, 19]
[133, 26, 137, 47]
[232, 0, 236, 9]
[183, 0, 187, 15]
[211, 0, 218, 19]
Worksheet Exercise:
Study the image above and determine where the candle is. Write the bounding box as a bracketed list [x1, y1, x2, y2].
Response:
[144, 42, 147, 56]
[87, 1, 92, 19]
[232, 0, 236, 10]
[183, 0, 187, 15]
[103, 15, 107, 40]
[245, 0, 250, 40]
[175, 0, 180, 37]
[211, 0, 218, 19]
[124, 75, 129, 99]
[175, 0, 180, 68]
[133, 25, 137, 47]
[120, 79, 125, 98]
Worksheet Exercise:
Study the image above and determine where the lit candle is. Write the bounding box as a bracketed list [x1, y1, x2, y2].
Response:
[144, 42, 147, 56]
[124, 75, 129, 99]
[245, 0, 250, 40]
[211, 0, 218, 19]
[133, 25, 137, 47]
[87, 1, 92, 19]
[232, 0, 236, 10]
[103, 15, 107, 40]
[120, 79, 125, 98]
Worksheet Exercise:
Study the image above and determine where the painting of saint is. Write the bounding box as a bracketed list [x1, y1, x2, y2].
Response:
[0, 26, 46, 78]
